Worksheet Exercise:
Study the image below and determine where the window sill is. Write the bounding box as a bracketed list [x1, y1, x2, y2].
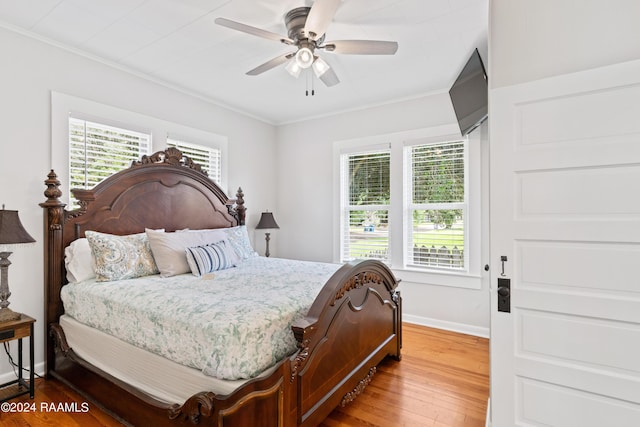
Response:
[390, 266, 482, 290]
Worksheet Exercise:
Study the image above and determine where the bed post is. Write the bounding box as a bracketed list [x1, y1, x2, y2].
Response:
[235, 187, 246, 226]
[39, 170, 66, 376]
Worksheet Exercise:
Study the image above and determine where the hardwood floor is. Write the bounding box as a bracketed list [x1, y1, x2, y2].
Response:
[0, 323, 489, 426]
[320, 324, 489, 427]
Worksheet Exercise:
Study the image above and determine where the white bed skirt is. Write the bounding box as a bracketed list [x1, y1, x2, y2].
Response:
[59, 315, 277, 404]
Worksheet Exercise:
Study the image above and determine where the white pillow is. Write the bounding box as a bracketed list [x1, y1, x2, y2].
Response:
[64, 238, 96, 283]
[146, 228, 233, 277]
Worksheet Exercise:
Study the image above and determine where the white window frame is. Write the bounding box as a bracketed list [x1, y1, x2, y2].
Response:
[51, 92, 228, 206]
[334, 124, 482, 289]
[404, 139, 468, 271]
[340, 146, 392, 264]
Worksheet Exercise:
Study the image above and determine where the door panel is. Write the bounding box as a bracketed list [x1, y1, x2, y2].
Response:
[490, 59, 640, 426]
[518, 378, 640, 426]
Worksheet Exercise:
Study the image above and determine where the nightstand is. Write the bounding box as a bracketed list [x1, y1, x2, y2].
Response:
[0, 314, 35, 401]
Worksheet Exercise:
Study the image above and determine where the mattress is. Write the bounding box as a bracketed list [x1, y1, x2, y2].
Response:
[61, 256, 340, 380]
[60, 314, 260, 404]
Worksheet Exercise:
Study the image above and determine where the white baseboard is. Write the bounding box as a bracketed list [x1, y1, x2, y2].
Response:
[485, 397, 491, 427]
[403, 314, 490, 338]
[0, 361, 45, 384]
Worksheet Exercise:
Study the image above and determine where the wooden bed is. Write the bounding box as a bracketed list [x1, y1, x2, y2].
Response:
[40, 147, 402, 427]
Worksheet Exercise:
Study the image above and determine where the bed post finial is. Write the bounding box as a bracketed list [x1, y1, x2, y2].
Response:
[42, 170, 64, 206]
[235, 187, 246, 226]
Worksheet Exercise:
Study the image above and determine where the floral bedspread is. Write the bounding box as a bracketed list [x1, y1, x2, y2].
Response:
[61, 256, 341, 380]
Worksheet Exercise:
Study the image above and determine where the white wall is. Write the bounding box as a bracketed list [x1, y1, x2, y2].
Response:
[0, 27, 277, 379]
[275, 94, 454, 261]
[275, 94, 491, 336]
[490, 0, 640, 89]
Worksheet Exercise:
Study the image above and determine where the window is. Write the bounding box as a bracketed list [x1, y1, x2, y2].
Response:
[406, 140, 466, 270]
[340, 149, 391, 262]
[337, 130, 477, 278]
[69, 116, 151, 207]
[54, 93, 229, 209]
[167, 138, 221, 184]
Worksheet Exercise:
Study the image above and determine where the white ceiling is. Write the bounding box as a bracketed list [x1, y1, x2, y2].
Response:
[0, 0, 488, 124]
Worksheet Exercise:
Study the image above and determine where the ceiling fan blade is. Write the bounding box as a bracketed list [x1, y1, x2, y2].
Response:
[323, 40, 399, 55]
[303, 0, 340, 40]
[246, 53, 295, 76]
[215, 17, 294, 45]
[319, 65, 340, 87]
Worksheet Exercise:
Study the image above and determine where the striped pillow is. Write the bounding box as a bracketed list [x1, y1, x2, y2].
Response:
[185, 240, 235, 276]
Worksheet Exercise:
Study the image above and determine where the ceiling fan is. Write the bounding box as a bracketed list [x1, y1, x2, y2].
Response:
[215, 0, 398, 87]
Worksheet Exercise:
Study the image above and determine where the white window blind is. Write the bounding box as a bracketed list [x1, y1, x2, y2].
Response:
[69, 117, 151, 207]
[167, 138, 221, 184]
[341, 150, 391, 263]
[407, 140, 466, 270]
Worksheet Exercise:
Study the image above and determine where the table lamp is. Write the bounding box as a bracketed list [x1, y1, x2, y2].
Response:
[0, 207, 35, 322]
[256, 211, 279, 257]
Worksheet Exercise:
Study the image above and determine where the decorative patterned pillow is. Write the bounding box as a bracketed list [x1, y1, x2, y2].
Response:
[185, 240, 236, 276]
[222, 225, 258, 260]
[85, 231, 159, 282]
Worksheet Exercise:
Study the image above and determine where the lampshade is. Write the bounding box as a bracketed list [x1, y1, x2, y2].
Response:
[285, 59, 302, 78]
[256, 212, 280, 230]
[295, 47, 314, 69]
[312, 56, 330, 78]
[0, 209, 35, 246]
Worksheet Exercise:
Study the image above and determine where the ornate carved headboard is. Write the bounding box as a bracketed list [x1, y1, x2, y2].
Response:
[40, 148, 245, 372]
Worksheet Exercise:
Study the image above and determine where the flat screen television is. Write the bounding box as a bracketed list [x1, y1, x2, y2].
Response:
[449, 48, 488, 136]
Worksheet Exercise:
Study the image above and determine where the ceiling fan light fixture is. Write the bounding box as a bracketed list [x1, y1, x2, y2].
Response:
[285, 59, 302, 78]
[295, 47, 314, 69]
[215, 2, 399, 88]
[312, 56, 330, 77]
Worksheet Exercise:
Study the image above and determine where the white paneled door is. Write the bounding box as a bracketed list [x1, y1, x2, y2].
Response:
[489, 59, 640, 426]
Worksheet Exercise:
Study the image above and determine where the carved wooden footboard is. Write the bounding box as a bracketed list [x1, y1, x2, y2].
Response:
[40, 148, 401, 426]
[291, 260, 401, 426]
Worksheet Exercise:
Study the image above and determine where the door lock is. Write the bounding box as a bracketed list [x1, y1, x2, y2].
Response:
[497, 277, 510, 313]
